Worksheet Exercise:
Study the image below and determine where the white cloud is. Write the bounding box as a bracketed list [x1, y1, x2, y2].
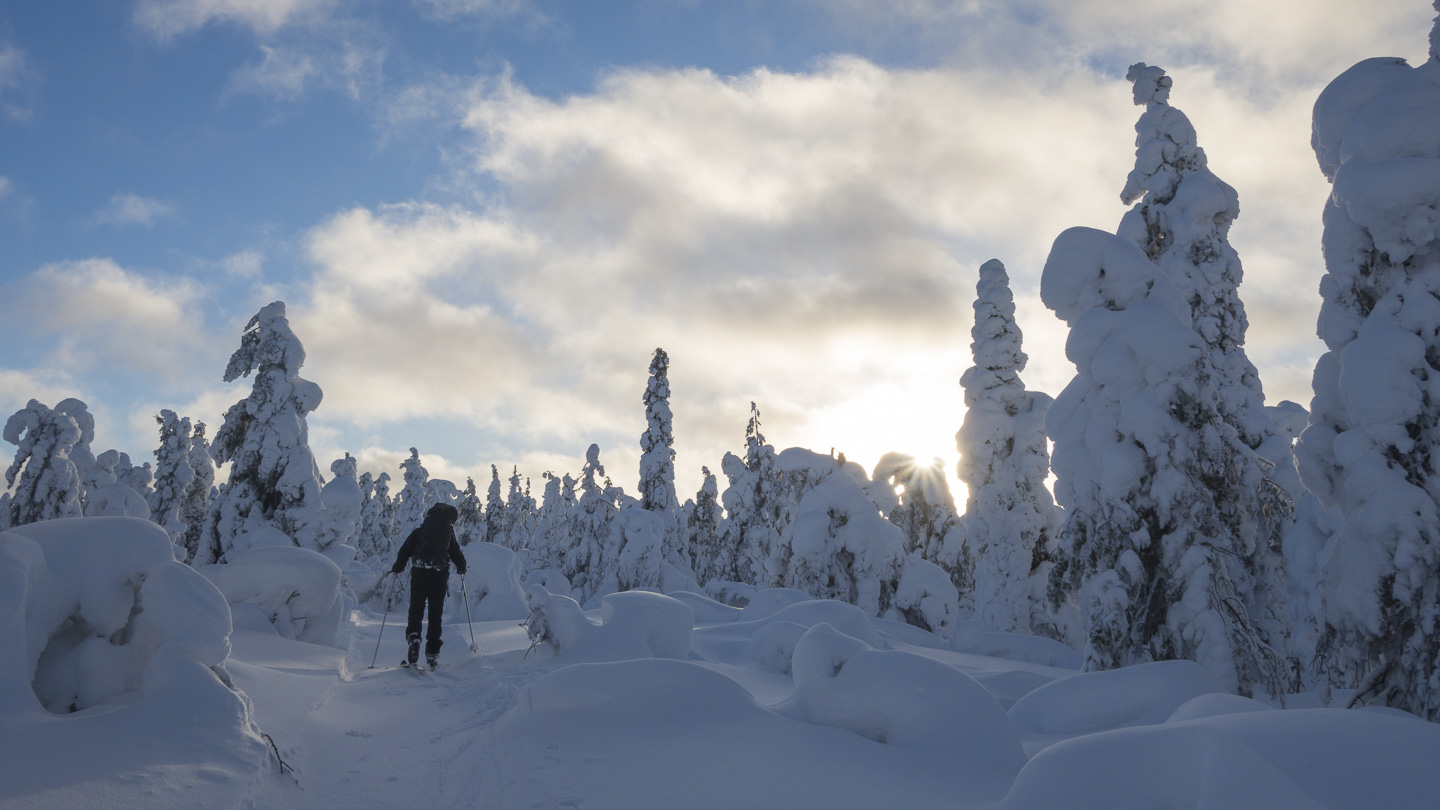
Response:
[0, 41, 38, 122]
[95, 193, 176, 227]
[0, 259, 218, 383]
[133, 0, 335, 39]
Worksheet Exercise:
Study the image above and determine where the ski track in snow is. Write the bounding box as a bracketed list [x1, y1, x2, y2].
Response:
[233, 612, 550, 810]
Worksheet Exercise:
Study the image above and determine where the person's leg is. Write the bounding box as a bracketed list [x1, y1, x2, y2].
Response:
[404, 573, 424, 663]
[424, 572, 446, 660]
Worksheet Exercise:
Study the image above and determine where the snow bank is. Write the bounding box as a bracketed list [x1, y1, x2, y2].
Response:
[198, 545, 345, 647]
[523, 586, 694, 662]
[1008, 659, 1221, 738]
[776, 623, 1025, 803]
[997, 706, 1440, 810]
[0, 517, 269, 806]
[457, 541, 527, 620]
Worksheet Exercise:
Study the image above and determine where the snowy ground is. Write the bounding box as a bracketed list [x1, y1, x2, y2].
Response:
[6, 524, 1440, 810]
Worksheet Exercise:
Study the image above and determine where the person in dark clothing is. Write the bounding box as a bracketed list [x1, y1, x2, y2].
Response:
[390, 502, 467, 668]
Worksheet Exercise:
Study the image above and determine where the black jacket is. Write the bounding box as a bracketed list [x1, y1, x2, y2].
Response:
[392, 515, 466, 575]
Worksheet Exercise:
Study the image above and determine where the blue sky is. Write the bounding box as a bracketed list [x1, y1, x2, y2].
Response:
[1, 0, 1433, 498]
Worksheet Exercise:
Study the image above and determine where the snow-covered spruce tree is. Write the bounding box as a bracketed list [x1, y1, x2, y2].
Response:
[85, 449, 152, 518]
[393, 447, 433, 536]
[686, 467, 726, 583]
[786, 469, 906, 617]
[180, 422, 215, 564]
[565, 444, 619, 602]
[529, 471, 573, 573]
[1043, 227, 1285, 696]
[204, 301, 327, 562]
[874, 451, 969, 615]
[484, 464, 506, 550]
[1298, 12, 1440, 718]
[718, 403, 787, 586]
[1118, 63, 1295, 671]
[456, 476, 485, 546]
[355, 471, 396, 561]
[3, 399, 84, 526]
[150, 409, 196, 550]
[639, 348, 682, 561]
[956, 259, 1065, 638]
[502, 466, 537, 554]
[316, 453, 362, 552]
[53, 398, 97, 506]
[116, 452, 154, 503]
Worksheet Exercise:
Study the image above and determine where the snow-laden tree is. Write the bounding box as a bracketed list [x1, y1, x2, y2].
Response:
[150, 409, 196, 549]
[786, 469, 906, 617]
[718, 403, 787, 586]
[485, 465, 506, 550]
[1298, 15, 1440, 718]
[53, 398, 97, 503]
[686, 467, 726, 583]
[316, 454, 362, 553]
[873, 454, 960, 562]
[1043, 227, 1286, 697]
[639, 348, 682, 560]
[180, 422, 215, 564]
[355, 471, 395, 561]
[529, 471, 574, 573]
[116, 452, 154, 504]
[456, 477, 486, 546]
[565, 444, 619, 602]
[502, 466, 537, 554]
[1118, 64, 1295, 669]
[955, 259, 1065, 638]
[85, 449, 152, 519]
[393, 447, 433, 537]
[4, 399, 84, 526]
[204, 301, 328, 562]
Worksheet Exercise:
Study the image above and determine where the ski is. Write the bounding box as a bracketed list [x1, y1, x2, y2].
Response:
[401, 659, 427, 672]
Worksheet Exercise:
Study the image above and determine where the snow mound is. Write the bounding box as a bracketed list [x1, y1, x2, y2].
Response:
[0, 517, 269, 806]
[198, 545, 344, 647]
[775, 622, 1025, 804]
[523, 586, 694, 662]
[1008, 659, 1221, 738]
[997, 707, 1440, 810]
[462, 542, 527, 621]
[738, 587, 814, 620]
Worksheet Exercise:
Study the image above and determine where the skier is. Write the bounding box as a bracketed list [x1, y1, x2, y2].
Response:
[390, 502, 467, 669]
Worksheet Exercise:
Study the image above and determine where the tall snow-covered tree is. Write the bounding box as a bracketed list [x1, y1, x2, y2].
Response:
[3, 399, 84, 526]
[204, 301, 327, 562]
[150, 409, 196, 549]
[1298, 13, 1440, 719]
[565, 444, 619, 602]
[502, 466, 537, 553]
[718, 403, 786, 586]
[393, 448, 433, 537]
[638, 348, 681, 560]
[53, 398, 97, 505]
[530, 471, 574, 573]
[1118, 63, 1295, 668]
[1042, 226, 1285, 697]
[355, 471, 395, 561]
[687, 467, 725, 583]
[485, 465, 506, 550]
[456, 477, 485, 546]
[180, 422, 215, 565]
[956, 259, 1064, 637]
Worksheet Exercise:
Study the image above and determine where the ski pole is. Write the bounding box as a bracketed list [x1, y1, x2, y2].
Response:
[460, 573, 478, 653]
[369, 573, 391, 669]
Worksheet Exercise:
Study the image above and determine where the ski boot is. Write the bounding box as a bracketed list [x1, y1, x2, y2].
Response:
[406, 635, 421, 667]
[426, 654, 439, 671]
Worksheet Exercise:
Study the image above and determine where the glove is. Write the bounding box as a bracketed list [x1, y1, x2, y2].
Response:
[391, 564, 404, 575]
[457, 566, 466, 576]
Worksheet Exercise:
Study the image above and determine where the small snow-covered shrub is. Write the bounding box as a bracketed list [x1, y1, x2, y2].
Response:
[523, 586, 693, 662]
[199, 544, 344, 646]
[463, 542, 528, 621]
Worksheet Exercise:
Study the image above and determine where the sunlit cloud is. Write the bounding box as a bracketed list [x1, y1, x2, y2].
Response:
[94, 193, 176, 228]
[0, 259, 219, 383]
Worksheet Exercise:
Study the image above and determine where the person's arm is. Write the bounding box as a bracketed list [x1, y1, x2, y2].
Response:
[449, 533, 467, 575]
[391, 530, 418, 573]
